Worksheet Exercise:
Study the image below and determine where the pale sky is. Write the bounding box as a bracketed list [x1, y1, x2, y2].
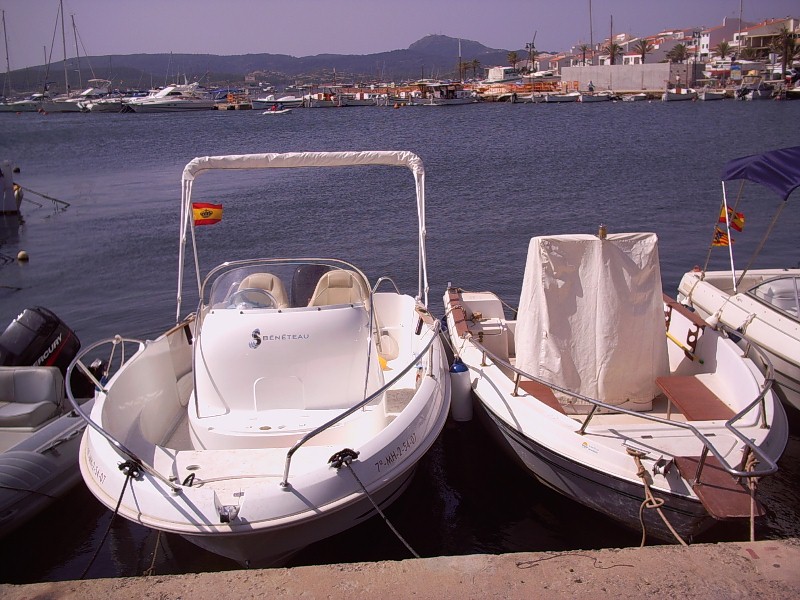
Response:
[1, 0, 797, 70]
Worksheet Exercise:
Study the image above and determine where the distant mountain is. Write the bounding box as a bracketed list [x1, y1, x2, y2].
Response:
[1, 35, 528, 94]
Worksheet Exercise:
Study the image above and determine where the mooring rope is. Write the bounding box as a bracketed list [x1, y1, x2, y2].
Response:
[627, 448, 688, 547]
[80, 461, 140, 579]
[17, 185, 71, 208]
[744, 448, 760, 543]
[143, 530, 163, 576]
[329, 448, 420, 559]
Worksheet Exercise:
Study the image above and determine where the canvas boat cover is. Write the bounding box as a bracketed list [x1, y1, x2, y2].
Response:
[721, 146, 800, 201]
[514, 233, 669, 411]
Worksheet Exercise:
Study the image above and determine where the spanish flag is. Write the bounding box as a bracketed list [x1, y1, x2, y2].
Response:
[192, 202, 223, 226]
[718, 206, 745, 232]
[712, 226, 732, 247]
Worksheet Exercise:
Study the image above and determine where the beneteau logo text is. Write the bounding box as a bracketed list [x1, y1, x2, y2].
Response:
[249, 328, 309, 349]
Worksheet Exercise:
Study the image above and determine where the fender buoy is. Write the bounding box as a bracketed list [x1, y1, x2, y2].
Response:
[449, 358, 472, 421]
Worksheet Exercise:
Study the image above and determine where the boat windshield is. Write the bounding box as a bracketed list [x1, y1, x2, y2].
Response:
[747, 275, 800, 318]
[204, 259, 370, 311]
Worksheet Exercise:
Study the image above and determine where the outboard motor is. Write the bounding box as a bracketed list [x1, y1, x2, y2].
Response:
[0, 306, 95, 397]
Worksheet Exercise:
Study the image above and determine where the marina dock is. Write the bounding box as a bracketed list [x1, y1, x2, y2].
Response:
[2, 539, 798, 599]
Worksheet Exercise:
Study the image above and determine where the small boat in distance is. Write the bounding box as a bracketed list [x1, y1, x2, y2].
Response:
[543, 91, 580, 103]
[262, 108, 292, 115]
[409, 81, 478, 106]
[698, 88, 726, 101]
[444, 229, 787, 543]
[68, 150, 451, 567]
[662, 88, 698, 102]
[578, 91, 614, 103]
[678, 146, 800, 412]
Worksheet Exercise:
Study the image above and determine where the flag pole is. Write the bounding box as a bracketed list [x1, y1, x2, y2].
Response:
[721, 181, 738, 293]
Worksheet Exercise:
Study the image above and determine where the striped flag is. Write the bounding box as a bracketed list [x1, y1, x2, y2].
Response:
[718, 206, 745, 232]
[192, 202, 223, 226]
[712, 226, 732, 247]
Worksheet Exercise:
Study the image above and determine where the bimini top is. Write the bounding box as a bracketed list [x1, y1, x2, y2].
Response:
[721, 146, 800, 202]
[177, 151, 428, 321]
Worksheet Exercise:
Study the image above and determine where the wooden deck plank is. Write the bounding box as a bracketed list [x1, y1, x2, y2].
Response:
[663, 294, 708, 329]
[518, 379, 566, 415]
[675, 455, 764, 519]
[656, 375, 735, 421]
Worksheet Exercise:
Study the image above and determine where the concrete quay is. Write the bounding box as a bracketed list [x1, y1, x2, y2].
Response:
[2, 538, 799, 599]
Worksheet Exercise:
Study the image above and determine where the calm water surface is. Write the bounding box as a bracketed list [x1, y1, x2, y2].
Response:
[0, 100, 799, 582]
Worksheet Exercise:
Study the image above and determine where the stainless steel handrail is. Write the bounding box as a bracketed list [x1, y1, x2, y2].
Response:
[280, 318, 441, 488]
[65, 336, 184, 493]
[464, 332, 779, 480]
[373, 276, 401, 295]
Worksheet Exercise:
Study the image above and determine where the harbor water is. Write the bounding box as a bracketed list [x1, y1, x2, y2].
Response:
[0, 99, 799, 582]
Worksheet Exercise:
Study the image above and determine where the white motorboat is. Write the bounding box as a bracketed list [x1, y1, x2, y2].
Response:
[662, 88, 698, 102]
[578, 91, 614, 102]
[125, 83, 215, 112]
[67, 150, 451, 566]
[735, 77, 774, 101]
[543, 91, 580, 103]
[83, 95, 126, 113]
[252, 95, 304, 110]
[261, 108, 292, 115]
[409, 82, 478, 106]
[622, 93, 648, 102]
[698, 88, 726, 101]
[0, 307, 99, 537]
[444, 230, 787, 543]
[677, 146, 800, 412]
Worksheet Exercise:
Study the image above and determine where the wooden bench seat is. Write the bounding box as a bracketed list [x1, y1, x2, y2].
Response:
[655, 375, 735, 421]
[674, 455, 764, 519]
[518, 379, 566, 415]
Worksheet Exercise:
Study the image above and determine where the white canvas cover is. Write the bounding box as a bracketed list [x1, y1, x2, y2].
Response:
[514, 233, 669, 412]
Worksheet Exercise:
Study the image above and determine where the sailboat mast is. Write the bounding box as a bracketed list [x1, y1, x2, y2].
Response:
[1, 10, 10, 97]
[60, 0, 69, 95]
[71, 14, 81, 89]
[589, 0, 593, 51]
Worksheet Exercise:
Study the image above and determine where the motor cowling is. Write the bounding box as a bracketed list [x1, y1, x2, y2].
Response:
[0, 307, 96, 397]
[0, 307, 80, 372]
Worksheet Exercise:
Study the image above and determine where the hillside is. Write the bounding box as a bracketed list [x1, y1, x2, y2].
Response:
[1, 35, 528, 94]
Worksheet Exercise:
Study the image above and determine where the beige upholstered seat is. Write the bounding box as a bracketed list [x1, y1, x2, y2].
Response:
[0, 367, 63, 427]
[308, 270, 369, 307]
[237, 273, 289, 308]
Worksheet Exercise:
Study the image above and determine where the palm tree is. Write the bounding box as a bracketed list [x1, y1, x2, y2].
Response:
[603, 42, 623, 65]
[739, 46, 759, 60]
[507, 51, 519, 70]
[470, 59, 481, 80]
[666, 43, 689, 63]
[577, 43, 591, 66]
[633, 39, 654, 64]
[714, 40, 731, 60]
[772, 26, 798, 80]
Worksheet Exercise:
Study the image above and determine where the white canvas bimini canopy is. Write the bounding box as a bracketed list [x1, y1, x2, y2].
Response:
[177, 151, 428, 321]
[514, 233, 669, 412]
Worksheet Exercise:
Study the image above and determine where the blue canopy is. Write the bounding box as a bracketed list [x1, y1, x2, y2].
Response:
[721, 146, 800, 201]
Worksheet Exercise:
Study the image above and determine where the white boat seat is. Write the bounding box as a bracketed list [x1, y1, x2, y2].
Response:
[308, 270, 369, 307]
[0, 367, 64, 428]
[237, 272, 289, 308]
